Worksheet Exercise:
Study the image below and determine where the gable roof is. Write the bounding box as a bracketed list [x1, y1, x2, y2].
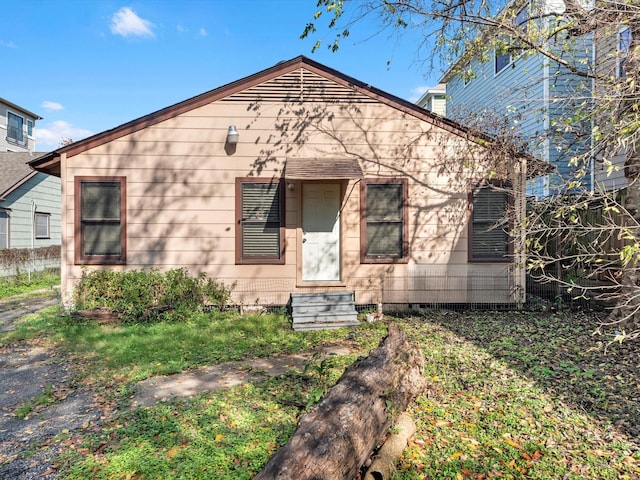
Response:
[0, 97, 42, 121]
[30, 56, 496, 177]
[0, 152, 47, 200]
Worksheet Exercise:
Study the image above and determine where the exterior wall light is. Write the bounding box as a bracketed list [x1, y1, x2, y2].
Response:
[227, 125, 239, 144]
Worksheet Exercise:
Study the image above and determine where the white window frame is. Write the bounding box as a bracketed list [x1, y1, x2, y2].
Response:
[494, 4, 528, 76]
[35, 212, 50, 239]
[0, 210, 9, 249]
[463, 62, 472, 87]
[494, 49, 512, 75]
[617, 26, 632, 78]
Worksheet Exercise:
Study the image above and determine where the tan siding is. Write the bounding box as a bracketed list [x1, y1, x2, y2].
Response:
[60, 67, 525, 306]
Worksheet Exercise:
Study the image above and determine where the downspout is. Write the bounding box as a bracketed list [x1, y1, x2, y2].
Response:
[30, 199, 35, 283]
[543, 19, 551, 198]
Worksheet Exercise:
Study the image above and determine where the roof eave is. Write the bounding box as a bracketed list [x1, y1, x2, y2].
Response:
[0, 170, 39, 198]
[0, 97, 42, 120]
[28, 152, 61, 177]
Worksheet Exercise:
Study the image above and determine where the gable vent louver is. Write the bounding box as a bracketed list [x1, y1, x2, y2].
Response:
[221, 69, 376, 104]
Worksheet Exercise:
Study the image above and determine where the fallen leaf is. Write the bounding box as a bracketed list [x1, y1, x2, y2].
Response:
[504, 438, 524, 450]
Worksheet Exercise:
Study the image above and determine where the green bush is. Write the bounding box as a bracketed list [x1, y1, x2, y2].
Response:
[73, 268, 232, 323]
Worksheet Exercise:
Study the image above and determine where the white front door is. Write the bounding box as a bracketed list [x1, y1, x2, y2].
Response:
[302, 183, 341, 281]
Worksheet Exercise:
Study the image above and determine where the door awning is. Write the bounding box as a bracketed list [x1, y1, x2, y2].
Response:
[284, 158, 364, 180]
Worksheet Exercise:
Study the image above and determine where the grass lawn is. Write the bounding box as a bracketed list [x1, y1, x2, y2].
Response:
[3, 307, 639, 479]
[0, 268, 60, 299]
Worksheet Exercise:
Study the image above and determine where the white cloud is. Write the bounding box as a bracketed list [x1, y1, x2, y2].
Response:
[199, 27, 207, 37]
[41, 101, 64, 112]
[0, 40, 17, 48]
[408, 86, 430, 103]
[34, 120, 93, 151]
[110, 7, 155, 38]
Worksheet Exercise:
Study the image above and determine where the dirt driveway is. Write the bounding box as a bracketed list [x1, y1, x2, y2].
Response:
[0, 296, 101, 479]
[0, 296, 352, 479]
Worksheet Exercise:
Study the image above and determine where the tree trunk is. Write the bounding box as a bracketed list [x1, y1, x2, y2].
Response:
[363, 413, 416, 480]
[253, 324, 427, 480]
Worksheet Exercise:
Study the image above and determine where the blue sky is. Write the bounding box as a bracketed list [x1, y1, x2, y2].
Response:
[2, 1, 441, 152]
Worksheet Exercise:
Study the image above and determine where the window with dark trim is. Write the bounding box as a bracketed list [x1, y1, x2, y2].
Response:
[235, 178, 285, 264]
[75, 177, 126, 264]
[35, 213, 50, 239]
[0, 210, 9, 249]
[469, 183, 512, 262]
[27, 120, 34, 137]
[361, 178, 408, 263]
[7, 111, 25, 145]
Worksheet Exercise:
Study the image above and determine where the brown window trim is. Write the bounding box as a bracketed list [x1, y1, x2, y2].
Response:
[468, 179, 513, 263]
[360, 178, 409, 264]
[235, 177, 285, 265]
[74, 176, 127, 265]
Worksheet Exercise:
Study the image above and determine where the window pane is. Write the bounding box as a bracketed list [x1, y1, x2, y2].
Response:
[84, 224, 121, 256]
[82, 183, 121, 220]
[366, 222, 402, 257]
[242, 183, 280, 222]
[495, 51, 511, 73]
[27, 120, 33, 136]
[35, 214, 49, 238]
[367, 184, 403, 220]
[242, 224, 280, 257]
[619, 27, 632, 77]
[7, 112, 24, 142]
[0, 211, 8, 249]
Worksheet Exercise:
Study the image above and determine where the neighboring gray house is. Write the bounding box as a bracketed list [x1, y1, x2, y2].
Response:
[441, 1, 594, 198]
[0, 97, 42, 152]
[0, 152, 61, 254]
[0, 97, 61, 274]
[416, 84, 446, 116]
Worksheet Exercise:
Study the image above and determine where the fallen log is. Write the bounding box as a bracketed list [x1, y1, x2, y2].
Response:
[363, 413, 416, 480]
[254, 324, 426, 480]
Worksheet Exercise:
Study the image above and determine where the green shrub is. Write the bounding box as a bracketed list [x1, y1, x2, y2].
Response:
[73, 268, 232, 323]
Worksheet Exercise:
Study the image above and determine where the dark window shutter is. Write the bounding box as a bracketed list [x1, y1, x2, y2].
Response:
[472, 186, 509, 260]
[241, 182, 281, 259]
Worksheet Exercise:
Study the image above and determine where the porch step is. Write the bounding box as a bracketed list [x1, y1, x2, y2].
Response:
[290, 292, 359, 331]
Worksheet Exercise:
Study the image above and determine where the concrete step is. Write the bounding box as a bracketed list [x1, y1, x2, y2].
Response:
[290, 291, 359, 331]
[290, 291, 355, 305]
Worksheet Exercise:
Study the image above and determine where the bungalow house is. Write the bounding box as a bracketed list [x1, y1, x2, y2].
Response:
[30, 56, 529, 313]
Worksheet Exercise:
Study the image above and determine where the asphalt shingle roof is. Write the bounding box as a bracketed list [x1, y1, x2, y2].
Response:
[0, 152, 47, 199]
